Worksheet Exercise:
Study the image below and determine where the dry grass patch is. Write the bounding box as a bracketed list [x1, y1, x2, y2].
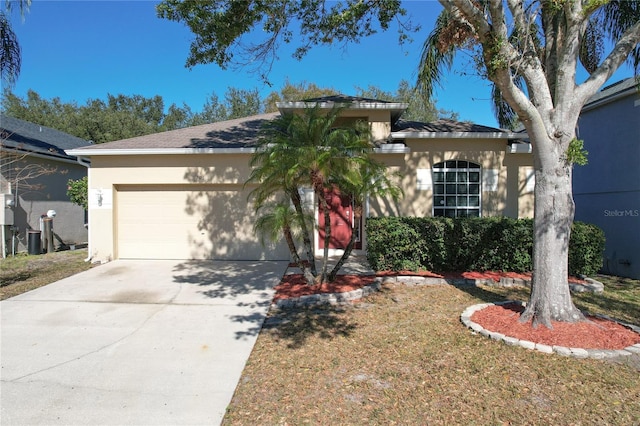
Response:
[0, 249, 93, 300]
[224, 281, 640, 425]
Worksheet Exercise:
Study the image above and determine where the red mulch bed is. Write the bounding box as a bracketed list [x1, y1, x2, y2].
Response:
[471, 303, 640, 350]
[274, 272, 640, 350]
[273, 274, 377, 302]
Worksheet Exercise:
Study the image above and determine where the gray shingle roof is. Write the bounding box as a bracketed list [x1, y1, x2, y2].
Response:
[393, 119, 507, 133]
[584, 77, 638, 109]
[66, 110, 518, 154]
[302, 94, 397, 104]
[76, 112, 280, 150]
[0, 114, 92, 159]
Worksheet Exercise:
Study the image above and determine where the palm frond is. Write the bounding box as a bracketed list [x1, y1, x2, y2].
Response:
[600, 0, 640, 74]
[416, 9, 463, 99]
[0, 12, 21, 86]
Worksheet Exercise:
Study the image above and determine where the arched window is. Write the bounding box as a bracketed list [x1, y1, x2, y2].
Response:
[432, 160, 481, 217]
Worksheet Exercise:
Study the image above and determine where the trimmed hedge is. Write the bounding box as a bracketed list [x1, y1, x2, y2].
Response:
[366, 217, 604, 276]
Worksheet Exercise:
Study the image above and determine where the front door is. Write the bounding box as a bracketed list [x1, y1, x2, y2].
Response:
[318, 188, 361, 250]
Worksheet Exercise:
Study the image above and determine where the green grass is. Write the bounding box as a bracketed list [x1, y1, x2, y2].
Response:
[223, 276, 640, 425]
[0, 249, 94, 300]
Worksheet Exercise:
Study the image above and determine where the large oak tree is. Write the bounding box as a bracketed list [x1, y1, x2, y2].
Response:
[158, 0, 640, 326]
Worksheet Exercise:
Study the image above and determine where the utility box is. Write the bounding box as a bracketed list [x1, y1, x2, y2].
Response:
[0, 194, 15, 225]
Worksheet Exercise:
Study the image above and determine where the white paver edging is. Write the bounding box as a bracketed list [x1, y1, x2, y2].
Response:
[383, 275, 605, 294]
[461, 300, 640, 359]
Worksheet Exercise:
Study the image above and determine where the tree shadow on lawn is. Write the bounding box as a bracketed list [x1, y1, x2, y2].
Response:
[262, 305, 359, 349]
[453, 281, 530, 305]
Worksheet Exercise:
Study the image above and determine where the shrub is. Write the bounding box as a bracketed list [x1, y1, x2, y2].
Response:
[569, 222, 605, 276]
[67, 176, 88, 210]
[366, 217, 603, 276]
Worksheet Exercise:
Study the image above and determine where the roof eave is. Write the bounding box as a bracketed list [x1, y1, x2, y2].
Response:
[65, 147, 258, 156]
[374, 144, 411, 154]
[277, 100, 408, 110]
[4, 145, 85, 165]
[390, 131, 525, 139]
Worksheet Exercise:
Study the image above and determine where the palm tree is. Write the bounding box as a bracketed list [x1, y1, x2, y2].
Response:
[415, 0, 640, 327]
[248, 112, 318, 283]
[253, 199, 313, 268]
[1, 0, 30, 87]
[248, 105, 402, 285]
[327, 155, 403, 282]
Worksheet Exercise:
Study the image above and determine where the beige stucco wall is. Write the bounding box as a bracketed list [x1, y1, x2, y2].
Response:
[371, 138, 534, 219]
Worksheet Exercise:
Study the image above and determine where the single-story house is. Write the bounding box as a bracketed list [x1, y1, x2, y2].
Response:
[66, 96, 534, 263]
[574, 78, 640, 279]
[1, 114, 90, 256]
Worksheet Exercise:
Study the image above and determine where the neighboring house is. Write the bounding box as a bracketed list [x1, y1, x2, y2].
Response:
[574, 78, 640, 279]
[66, 97, 534, 264]
[1, 114, 91, 256]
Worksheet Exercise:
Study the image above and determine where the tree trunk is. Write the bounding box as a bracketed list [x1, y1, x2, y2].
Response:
[327, 211, 361, 282]
[283, 225, 316, 285]
[520, 149, 584, 328]
[290, 189, 316, 276]
[314, 186, 332, 284]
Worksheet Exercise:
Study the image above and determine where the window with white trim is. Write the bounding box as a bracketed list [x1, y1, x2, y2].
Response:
[432, 160, 481, 218]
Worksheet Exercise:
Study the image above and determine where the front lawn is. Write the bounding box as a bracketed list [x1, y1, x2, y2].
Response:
[223, 275, 640, 425]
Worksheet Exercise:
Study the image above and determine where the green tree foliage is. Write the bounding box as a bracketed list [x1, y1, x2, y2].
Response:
[1, 87, 266, 143]
[224, 87, 262, 119]
[355, 79, 459, 122]
[157, 0, 414, 83]
[1, 90, 186, 143]
[264, 79, 459, 123]
[190, 87, 263, 125]
[66, 176, 88, 210]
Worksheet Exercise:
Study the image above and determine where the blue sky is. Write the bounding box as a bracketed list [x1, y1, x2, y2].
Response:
[5, 0, 636, 128]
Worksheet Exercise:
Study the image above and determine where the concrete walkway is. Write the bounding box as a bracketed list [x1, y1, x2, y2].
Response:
[1, 259, 288, 425]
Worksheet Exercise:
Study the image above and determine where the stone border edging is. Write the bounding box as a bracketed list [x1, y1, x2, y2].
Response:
[272, 273, 605, 310]
[460, 300, 640, 359]
[381, 275, 604, 293]
[271, 278, 383, 309]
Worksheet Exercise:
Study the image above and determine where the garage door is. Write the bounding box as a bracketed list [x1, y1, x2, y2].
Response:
[116, 185, 287, 260]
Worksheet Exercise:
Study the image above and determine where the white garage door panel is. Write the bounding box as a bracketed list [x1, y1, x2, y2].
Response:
[117, 186, 285, 260]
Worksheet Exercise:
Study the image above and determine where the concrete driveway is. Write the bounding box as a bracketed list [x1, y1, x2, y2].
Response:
[1, 259, 288, 425]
